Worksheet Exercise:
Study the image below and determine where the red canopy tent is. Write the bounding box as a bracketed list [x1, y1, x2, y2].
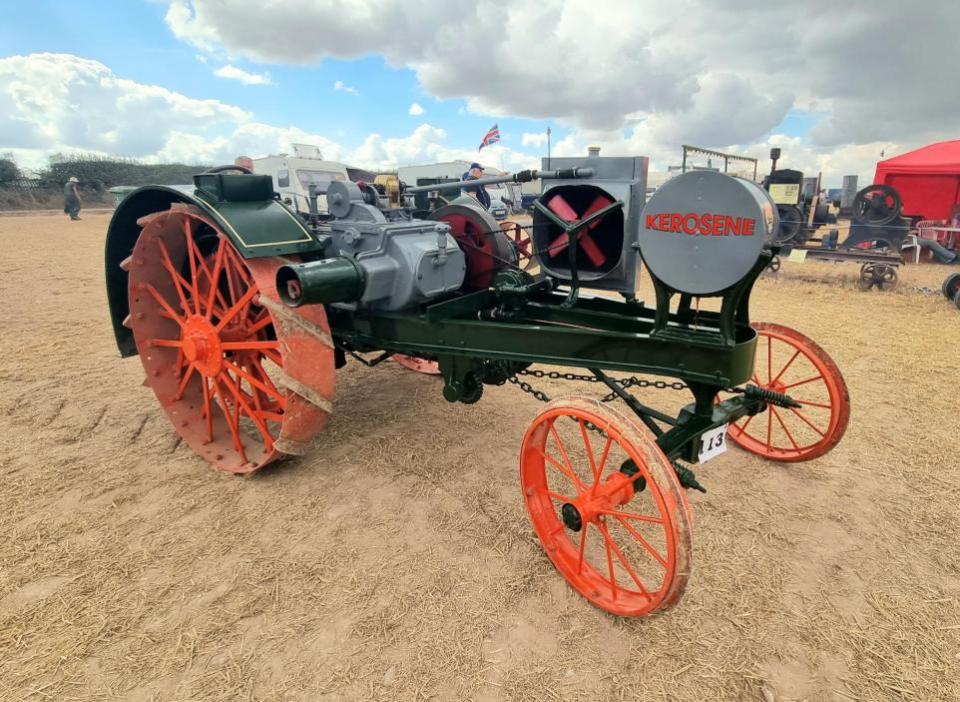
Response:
[874, 140, 960, 221]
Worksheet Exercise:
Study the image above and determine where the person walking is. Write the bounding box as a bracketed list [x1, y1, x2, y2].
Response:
[63, 176, 82, 220]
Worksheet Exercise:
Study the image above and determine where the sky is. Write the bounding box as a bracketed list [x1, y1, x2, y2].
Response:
[1, 0, 957, 187]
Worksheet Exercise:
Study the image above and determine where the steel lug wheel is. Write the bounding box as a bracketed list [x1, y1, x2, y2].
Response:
[126, 205, 335, 473]
[726, 322, 850, 462]
[520, 398, 693, 616]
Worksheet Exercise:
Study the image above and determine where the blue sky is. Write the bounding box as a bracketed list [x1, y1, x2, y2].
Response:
[1, 1, 951, 185]
[1, 1, 562, 164]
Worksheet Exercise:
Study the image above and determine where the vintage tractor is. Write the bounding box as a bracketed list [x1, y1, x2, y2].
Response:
[105, 156, 850, 617]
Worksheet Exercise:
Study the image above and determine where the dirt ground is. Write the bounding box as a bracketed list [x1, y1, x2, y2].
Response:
[1, 213, 959, 701]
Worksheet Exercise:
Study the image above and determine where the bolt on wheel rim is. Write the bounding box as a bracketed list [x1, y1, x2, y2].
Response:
[726, 322, 850, 462]
[520, 398, 692, 616]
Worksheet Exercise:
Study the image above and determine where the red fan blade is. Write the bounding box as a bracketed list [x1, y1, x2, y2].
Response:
[545, 194, 611, 266]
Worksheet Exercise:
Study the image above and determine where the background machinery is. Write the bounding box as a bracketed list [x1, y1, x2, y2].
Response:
[762, 149, 910, 290]
[105, 154, 850, 617]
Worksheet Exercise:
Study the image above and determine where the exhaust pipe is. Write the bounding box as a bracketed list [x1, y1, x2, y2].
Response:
[277, 257, 366, 307]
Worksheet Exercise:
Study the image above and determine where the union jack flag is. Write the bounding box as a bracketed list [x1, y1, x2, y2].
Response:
[478, 124, 500, 151]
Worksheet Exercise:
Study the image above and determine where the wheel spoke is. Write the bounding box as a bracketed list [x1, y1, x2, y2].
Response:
[770, 348, 801, 386]
[600, 521, 617, 599]
[766, 336, 772, 385]
[145, 284, 185, 327]
[534, 447, 585, 494]
[614, 514, 668, 568]
[599, 521, 652, 598]
[549, 422, 580, 486]
[202, 376, 213, 442]
[215, 286, 258, 332]
[784, 374, 824, 391]
[595, 435, 614, 483]
[600, 508, 662, 525]
[765, 408, 773, 452]
[771, 406, 800, 451]
[157, 239, 192, 315]
[150, 338, 182, 348]
[221, 340, 280, 351]
[262, 347, 284, 366]
[219, 372, 275, 452]
[794, 399, 832, 410]
[204, 239, 227, 320]
[174, 364, 196, 401]
[576, 525, 589, 574]
[788, 406, 827, 437]
[734, 411, 755, 437]
[183, 218, 202, 315]
[577, 419, 601, 488]
[248, 359, 284, 407]
[211, 379, 247, 461]
[248, 313, 274, 334]
[546, 489, 572, 503]
[222, 359, 286, 405]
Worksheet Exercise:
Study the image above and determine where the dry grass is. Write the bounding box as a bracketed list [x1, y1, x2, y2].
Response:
[0, 214, 958, 701]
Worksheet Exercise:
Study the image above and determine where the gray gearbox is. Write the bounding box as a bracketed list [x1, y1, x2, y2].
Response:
[325, 181, 466, 310]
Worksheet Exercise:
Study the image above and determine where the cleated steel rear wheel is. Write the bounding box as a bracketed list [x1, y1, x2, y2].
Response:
[126, 205, 335, 474]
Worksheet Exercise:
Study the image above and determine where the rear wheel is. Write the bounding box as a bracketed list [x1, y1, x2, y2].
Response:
[393, 355, 441, 375]
[520, 398, 693, 616]
[727, 323, 849, 462]
[126, 204, 335, 473]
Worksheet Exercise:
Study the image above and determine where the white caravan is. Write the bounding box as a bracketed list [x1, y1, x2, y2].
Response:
[250, 144, 350, 214]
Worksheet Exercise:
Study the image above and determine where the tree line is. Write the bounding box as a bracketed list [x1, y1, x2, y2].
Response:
[0, 153, 212, 191]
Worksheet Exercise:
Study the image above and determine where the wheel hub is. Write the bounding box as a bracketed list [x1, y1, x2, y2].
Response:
[562, 470, 641, 531]
[181, 315, 223, 377]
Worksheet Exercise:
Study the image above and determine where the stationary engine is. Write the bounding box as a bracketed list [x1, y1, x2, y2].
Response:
[278, 180, 467, 311]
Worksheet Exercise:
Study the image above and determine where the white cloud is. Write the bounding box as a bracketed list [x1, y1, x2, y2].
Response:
[160, 0, 960, 184]
[213, 64, 272, 85]
[333, 80, 359, 96]
[351, 123, 537, 171]
[522, 132, 547, 148]
[408, 102, 424, 116]
[0, 48, 931, 186]
[195, 54, 208, 64]
[0, 52, 536, 175]
[0, 53, 248, 167]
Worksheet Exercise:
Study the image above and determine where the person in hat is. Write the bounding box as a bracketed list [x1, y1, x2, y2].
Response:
[63, 176, 82, 221]
[460, 162, 491, 210]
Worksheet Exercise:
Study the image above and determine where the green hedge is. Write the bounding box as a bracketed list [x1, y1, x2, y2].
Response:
[35, 154, 212, 191]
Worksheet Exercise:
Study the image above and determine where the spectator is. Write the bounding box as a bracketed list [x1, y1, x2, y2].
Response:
[915, 238, 958, 264]
[461, 162, 491, 210]
[63, 176, 81, 221]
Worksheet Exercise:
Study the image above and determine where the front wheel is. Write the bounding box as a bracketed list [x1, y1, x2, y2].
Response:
[726, 322, 850, 462]
[520, 398, 693, 616]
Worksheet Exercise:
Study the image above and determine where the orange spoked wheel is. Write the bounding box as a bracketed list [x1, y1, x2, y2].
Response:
[520, 398, 693, 616]
[500, 220, 534, 269]
[125, 204, 335, 474]
[393, 355, 441, 375]
[727, 322, 850, 462]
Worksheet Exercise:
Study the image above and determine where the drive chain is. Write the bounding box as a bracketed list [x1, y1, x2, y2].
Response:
[508, 368, 687, 405]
